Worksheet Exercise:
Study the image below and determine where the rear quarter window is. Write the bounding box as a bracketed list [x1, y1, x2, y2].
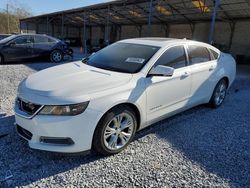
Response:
[34, 36, 49, 43]
[210, 49, 219, 59]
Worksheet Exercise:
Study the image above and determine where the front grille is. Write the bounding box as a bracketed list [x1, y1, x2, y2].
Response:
[16, 124, 33, 140]
[16, 98, 42, 115]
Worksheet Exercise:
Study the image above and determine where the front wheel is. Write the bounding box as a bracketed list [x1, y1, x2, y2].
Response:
[209, 79, 227, 108]
[92, 106, 137, 155]
[50, 50, 63, 63]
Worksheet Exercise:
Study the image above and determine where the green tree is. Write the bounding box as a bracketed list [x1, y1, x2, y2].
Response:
[0, 0, 32, 34]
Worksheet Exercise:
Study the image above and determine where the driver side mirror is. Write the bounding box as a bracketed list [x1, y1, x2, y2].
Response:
[148, 65, 174, 77]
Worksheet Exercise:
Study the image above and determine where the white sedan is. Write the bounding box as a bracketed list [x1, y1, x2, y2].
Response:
[15, 38, 236, 155]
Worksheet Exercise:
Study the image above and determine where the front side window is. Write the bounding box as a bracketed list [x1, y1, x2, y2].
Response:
[13, 36, 33, 45]
[154, 46, 187, 69]
[188, 45, 211, 64]
[84, 42, 160, 73]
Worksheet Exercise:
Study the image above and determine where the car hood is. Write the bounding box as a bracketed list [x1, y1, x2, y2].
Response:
[18, 61, 132, 104]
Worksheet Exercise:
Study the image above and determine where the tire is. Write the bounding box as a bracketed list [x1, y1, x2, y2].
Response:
[50, 50, 63, 63]
[0, 54, 4, 64]
[92, 105, 137, 155]
[209, 79, 227, 108]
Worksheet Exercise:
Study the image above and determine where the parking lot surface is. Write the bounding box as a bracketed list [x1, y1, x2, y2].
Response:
[0, 61, 249, 187]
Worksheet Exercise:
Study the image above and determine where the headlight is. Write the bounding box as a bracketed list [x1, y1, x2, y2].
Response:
[39, 102, 89, 116]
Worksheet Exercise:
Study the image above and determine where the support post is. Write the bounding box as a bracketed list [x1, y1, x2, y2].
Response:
[228, 22, 236, 51]
[209, 0, 220, 44]
[138, 25, 142, 37]
[119, 25, 122, 40]
[52, 24, 54, 36]
[61, 14, 64, 39]
[27, 22, 29, 33]
[35, 22, 38, 34]
[190, 23, 195, 39]
[148, 0, 153, 37]
[105, 6, 110, 45]
[165, 24, 170, 37]
[46, 16, 49, 35]
[83, 13, 87, 55]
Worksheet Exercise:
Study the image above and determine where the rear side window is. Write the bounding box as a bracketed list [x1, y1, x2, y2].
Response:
[154, 46, 187, 69]
[34, 36, 49, 43]
[188, 45, 211, 64]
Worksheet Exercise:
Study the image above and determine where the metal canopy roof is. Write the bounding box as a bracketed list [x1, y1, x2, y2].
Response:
[20, 0, 250, 27]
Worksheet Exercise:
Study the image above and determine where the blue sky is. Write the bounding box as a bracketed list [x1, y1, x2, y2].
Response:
[0, 0, 113, 16]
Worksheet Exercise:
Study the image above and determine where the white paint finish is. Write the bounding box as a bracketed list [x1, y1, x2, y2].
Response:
[145, 66, 192, 122]
[15, 38, 236, 153]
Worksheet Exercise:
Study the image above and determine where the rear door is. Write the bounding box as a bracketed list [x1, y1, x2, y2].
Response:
[187, 45, 217, 104]
[33, 35, 56, 57]
[4, 35, 34, 61]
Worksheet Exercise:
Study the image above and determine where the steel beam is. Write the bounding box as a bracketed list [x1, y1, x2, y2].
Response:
[110, 8, 141, 25]
[135, 4, 164, 24]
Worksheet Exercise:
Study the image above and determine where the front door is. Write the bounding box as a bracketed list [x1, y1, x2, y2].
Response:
[4, 35, 34, 61]
[145, 45, 192, 123]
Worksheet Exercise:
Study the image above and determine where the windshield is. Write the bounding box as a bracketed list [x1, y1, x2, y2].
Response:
[84, 42, 160, 73]
[0, 35, 16, 43]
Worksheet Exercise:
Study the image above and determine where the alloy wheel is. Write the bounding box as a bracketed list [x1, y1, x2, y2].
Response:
[103, 112, 135, 150]
[214, 81, 226, 105]
[52, 51, 62, 62]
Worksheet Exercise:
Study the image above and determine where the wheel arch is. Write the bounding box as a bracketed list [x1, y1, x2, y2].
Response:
[222, 76, 229, 88]
[96, 102, 142, 132]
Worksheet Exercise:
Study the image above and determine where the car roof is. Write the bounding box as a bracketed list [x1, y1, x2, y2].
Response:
[119, 37, 219, 52]
[10, 33, 60, 41]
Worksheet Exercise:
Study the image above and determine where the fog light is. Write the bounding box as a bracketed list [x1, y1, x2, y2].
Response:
[40, 137, 74, 145]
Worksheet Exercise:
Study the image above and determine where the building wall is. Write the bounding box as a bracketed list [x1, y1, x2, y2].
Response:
[230, 21, 250, 55]
[120, 25, 140, 39]
[169, 24, 192, 39]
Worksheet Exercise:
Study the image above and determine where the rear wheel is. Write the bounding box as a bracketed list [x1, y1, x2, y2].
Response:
[92, 106, 137, 155]
[209, 79, 227, 108]
[50, 50, 63, 63]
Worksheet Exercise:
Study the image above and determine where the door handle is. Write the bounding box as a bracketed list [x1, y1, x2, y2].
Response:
[181, 72, 190, 78]
[209, 65, 215, 71]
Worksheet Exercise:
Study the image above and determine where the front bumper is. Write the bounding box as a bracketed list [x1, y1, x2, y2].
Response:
[15, 108, 103, 153]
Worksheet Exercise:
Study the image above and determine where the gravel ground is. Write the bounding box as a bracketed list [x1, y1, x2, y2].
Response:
[0, 61, 249, 188]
